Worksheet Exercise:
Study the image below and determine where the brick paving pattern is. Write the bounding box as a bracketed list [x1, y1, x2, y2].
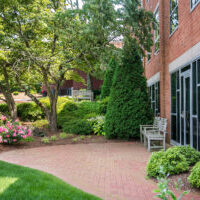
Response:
[0, 142, 199, 200]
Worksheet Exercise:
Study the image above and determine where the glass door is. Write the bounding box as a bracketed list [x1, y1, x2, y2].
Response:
[180, 70, 191, 146]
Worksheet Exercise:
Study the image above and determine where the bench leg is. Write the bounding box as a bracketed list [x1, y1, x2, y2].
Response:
[140, 133, 143, 143]
[144, 135, 147, 146]
[147, 137, 151, 152]
[163, 138, 166, 151]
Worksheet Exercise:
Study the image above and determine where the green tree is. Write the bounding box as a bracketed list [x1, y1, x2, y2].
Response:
[0, 0, 120, 130]
[104, 37, 153, 139]
[104, 0, 155, 139]
[101, 58, 117, 99]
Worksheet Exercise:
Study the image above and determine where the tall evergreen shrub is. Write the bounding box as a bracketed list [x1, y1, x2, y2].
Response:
[101, 58, 117, 99]
[104, 37, 153, 139]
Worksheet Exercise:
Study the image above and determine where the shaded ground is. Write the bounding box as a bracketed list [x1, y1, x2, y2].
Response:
[0, 142, 199, 200]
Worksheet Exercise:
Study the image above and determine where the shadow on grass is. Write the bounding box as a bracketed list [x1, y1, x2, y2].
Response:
[0, 161, 101, 200]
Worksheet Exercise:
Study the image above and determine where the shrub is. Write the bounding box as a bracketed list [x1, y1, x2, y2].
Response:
[59, 132, 67, 139]
[62, 102, 78, 112]
[63, 119, 93, 135]
[99, 97, 109, 114]
[13, 92, 18, 96]
[0, 104, 9, 116]
[17, 103, 45, 121]
[23, 136, 34, 142]
[101, 58, 117, 99]
[32, 120, 49, 129]
[88, 116, 105, 136]
[105, 38, 153, 139]
[188, 162, 200, 188]
[57, 101, 100, 129]
[50, 135, 57, 141]
[59, 132, 74, 139]
[41, 137, 50, 144]
[147, 148, 189, 178]
[170, 146, 200, 166]
[0, 116, 32, 144]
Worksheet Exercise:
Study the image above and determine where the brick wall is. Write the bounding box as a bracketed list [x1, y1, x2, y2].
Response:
[143, 0, 200, 142]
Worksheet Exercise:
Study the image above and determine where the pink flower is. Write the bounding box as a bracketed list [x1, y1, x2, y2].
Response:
[16, 126, 21, 130]
[13, 133, 17, 137]
[23, 135, 27, 139]
[3, 140, 7, 143]
[0, 136, 2, 143]
[15, 119, 19, 123]
[6, 135, 9, 138]
[1, 115, 7, 121]
[13, 139, 17, 142]
[18, 130, 24, 135]
[4, 128, 8, 133]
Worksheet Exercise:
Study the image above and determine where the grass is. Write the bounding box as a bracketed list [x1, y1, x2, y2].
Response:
[0, 161, 101, 200]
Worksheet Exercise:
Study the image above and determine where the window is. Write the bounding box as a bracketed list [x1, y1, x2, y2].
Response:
[191, 0, 200, 9]
[154, 7, 160, 53]
[170, 0, 178, 34]
[147, 52, 151, 62]
[148, 82, 160, 116]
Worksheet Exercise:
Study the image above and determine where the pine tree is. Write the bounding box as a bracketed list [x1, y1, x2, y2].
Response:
[104, 37, 153, 139]
[101, 59, 117, 99]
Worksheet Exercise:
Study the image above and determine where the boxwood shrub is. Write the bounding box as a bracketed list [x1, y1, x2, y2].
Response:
[146, 147, 189, 178]
[17, 103, 45, 121]
[170, 146, 200, 166]
[188, 162, 200, 188]
[63, 119, 93, 135]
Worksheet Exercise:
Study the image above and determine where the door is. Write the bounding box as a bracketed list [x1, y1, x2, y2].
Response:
[180, 70, 191, 146]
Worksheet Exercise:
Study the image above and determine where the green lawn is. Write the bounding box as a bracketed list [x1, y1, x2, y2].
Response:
[0, 161, 101, 200]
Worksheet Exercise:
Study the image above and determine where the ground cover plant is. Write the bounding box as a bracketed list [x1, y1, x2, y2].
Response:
[0, 161, 101, 200]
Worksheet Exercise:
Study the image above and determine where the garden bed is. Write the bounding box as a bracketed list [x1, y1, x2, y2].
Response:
[0, 125, 130, 154]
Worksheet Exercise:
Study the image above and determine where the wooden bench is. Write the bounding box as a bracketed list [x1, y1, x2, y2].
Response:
[140, 117, 167, 151]
[72, 90, 94, 101]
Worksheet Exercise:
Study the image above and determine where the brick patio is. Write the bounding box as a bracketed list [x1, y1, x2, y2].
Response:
[0, 142, 199, 200]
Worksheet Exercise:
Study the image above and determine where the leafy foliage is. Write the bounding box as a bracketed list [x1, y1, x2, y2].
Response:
[170, 146, 200, 166]
[104, 37, 153, 139]
[57, 101, 100, 129]
[88, 116, 105, 136]
[188, 162, 200, 188]
[154, 177, 189, 200]
[63, 119, 93, 135]
[0, 116, 32, 144]
[146, 148, 190, 178]
[101, 59, 117, 99]
[99, 97, 109, 114]
[17, 103, 45, 122]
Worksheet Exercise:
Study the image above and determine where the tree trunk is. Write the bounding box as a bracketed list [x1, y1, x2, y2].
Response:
[47, 86, 59, 132]
[0, 90, 17, 120]
[0, 64, 17, 120]
[87, 73, 93, 90]
[6, 94, 17, 120]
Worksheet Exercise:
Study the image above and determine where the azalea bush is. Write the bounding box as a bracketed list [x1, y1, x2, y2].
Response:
[0, 115, 32, 144]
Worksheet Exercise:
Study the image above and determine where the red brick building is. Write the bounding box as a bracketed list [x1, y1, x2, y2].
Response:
[42, 70, 103, 96]
[142, 0, 200, 151]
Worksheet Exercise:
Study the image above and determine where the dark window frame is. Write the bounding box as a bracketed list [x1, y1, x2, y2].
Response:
[170, 0, 178, 35]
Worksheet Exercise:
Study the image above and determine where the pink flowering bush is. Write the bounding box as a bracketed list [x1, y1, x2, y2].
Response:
[0, 115, 32, 144]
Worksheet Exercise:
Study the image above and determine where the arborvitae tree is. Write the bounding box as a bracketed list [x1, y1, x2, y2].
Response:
[101, 58, 117, 99]
[104, 37, 153, 139]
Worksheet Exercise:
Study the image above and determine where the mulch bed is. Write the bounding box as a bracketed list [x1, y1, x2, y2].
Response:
[0, 122, 134, 154]
[153, 169, 200, 195]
